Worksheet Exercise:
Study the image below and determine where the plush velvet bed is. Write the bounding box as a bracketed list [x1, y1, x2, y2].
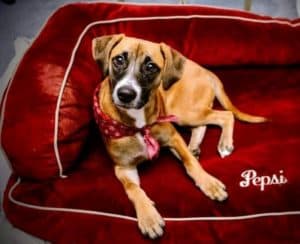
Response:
[1, 2, 300, 243]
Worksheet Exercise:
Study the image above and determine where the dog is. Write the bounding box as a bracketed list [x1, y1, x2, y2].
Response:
[92, 34, 266, 239]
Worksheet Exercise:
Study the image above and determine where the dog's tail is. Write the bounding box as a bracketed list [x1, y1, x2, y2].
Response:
[213, 75, 268, 123]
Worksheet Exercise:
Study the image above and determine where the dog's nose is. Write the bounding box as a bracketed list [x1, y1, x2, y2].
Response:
[117, 86, 137, 103]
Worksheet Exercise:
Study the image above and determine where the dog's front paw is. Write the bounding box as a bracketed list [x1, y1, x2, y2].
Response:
[196, 172, 228, 201]
[136, 202, 165, 239]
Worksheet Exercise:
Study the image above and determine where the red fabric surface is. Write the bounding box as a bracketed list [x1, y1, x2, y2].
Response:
[1, 2, 300, 243]
[1, 2, 300, 180]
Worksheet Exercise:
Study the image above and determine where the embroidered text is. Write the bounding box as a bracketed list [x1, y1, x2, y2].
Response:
[239, 169, 288, 191]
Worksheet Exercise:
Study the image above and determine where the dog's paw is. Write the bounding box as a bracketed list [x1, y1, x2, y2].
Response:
[218, 141, 234, 158]
[218, 145, 234, 158]
[196, 172, 228, 201]
[137, 202, 165, 239]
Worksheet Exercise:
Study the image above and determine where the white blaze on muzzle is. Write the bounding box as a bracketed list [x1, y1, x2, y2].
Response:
[112, 64, 142, 108]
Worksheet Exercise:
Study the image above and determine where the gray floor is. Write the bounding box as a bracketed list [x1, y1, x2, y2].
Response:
[0, 0, 299, 243]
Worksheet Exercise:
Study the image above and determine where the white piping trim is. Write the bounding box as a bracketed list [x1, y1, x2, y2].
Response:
[8, 178, 136, 221]
[77, 0, 248, 14]
[63, 1, 300, 20]
[8, 177, 300, 222]
[0, 79, 14, 151]
[54, 14, 300, 178]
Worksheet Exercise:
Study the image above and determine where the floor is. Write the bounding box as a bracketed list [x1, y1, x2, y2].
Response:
[0, 0, 299, 243]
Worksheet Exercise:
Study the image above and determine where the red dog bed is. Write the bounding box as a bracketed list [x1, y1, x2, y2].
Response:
[1, 2, 300, 243]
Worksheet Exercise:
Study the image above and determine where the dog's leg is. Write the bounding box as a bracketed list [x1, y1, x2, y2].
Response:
[188, 126, 207, 159]
[180, 109, 234, 158]
[170, 131, 227, 201]
[201, 110, 234, 158]
[155, 124, 228, 201]
[114, 165, 165, 239]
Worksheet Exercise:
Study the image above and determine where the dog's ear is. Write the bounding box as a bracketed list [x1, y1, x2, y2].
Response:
[92, 34, 124, 75]
[160, 43, 185, 90]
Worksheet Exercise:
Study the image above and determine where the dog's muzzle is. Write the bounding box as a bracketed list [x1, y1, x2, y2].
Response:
[117, 86, 137, 104]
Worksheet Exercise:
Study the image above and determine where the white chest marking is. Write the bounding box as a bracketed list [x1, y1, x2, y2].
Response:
[127, 107, 146, 128]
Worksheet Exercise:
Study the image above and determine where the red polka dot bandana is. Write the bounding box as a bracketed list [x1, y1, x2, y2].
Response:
[93, 83, 177, 160]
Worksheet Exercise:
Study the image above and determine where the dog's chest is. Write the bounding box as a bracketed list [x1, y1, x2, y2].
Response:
[134, 133, 148, 158]
[126, 109, 148, 161]
[108, 132, 148, 166]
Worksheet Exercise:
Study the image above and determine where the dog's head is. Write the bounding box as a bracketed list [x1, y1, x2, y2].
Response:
[92, 34, 185, 109]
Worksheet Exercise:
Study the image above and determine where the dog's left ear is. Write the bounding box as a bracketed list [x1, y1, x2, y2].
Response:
[92, 34, 124, 75]
[160, 43, 186, 90]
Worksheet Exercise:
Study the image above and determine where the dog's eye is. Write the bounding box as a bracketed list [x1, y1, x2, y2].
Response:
[113, 55, 125, 66]
[145, 62, 159, 73]
[112, 52, 128, 69]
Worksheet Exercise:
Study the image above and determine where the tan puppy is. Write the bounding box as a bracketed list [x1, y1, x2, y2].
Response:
[92, 34, 266, 239]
